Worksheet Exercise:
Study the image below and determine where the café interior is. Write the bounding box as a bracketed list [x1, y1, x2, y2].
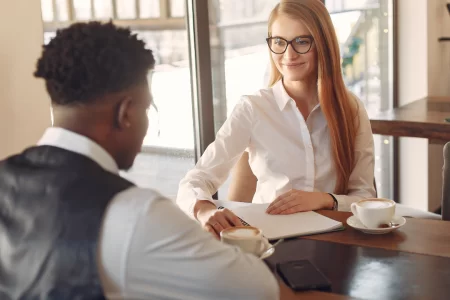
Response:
[1, 0, 450, 299]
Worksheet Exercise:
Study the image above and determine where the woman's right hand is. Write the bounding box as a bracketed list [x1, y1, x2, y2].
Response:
[195, 200, 243, 239]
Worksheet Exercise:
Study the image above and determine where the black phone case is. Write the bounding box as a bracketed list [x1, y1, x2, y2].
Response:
[276, 260, 332, 292]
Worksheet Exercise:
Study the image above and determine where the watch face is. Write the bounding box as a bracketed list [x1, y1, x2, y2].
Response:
[332, 200, 338, 210]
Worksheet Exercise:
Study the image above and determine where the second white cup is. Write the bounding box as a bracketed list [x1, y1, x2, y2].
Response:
[351, 198, 396, 229]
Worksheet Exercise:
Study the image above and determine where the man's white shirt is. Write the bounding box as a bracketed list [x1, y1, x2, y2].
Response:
[38, 127, 279, 300]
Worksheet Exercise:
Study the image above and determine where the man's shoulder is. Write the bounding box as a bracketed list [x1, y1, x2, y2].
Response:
[108, 186, 171, 214]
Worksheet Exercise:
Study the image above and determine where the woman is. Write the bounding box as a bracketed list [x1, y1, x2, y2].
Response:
[176, 0, 376, 238]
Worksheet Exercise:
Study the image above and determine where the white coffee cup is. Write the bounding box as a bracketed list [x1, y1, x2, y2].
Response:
[220, 226, 268, 256]
[350, 198, 396, 229]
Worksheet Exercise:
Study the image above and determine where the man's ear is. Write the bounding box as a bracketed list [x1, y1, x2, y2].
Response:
[115, 97, 133, 130]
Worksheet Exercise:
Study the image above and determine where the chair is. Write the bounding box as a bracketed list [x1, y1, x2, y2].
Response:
[227, 152, 256, 203]
[441, 142, 450, 220]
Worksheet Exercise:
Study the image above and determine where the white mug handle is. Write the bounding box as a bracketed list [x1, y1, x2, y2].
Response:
[350, 202, 358, 217]
[258, 237, 269, 255]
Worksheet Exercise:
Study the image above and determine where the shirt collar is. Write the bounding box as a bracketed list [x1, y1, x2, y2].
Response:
[272, 80, 321, 112]
[37, 127, 119, 174]
[272, 80, 292, 111]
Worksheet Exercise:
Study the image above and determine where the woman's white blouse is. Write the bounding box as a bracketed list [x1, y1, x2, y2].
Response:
[177, 80, 376, 216]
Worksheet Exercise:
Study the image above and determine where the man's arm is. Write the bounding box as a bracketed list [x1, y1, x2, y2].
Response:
[98, 187, 279, 300]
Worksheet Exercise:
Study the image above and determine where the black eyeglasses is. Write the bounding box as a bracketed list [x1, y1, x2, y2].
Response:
[266, 35, 314, 54]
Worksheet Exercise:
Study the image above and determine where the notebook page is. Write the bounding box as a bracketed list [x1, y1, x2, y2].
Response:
[229, 203, 343, 240]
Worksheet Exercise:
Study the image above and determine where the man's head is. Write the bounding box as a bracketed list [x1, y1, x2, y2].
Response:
[34, 21, 155, 170]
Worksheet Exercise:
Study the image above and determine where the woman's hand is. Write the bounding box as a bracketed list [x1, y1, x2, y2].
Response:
[195, 201, 243, 239]
[266, 190, 334, 215]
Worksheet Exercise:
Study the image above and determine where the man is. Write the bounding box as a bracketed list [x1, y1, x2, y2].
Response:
[0, 22, 278, 300]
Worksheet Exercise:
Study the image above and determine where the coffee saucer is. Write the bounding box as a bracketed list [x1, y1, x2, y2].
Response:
[347, 215, 406, 234]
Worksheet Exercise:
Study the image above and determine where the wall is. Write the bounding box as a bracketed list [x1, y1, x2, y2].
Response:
[398, 0, 450, 211]
[397, 0, 429, 210]
[0, 0, 50, 159]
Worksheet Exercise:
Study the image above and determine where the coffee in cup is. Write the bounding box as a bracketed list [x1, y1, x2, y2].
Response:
[351, 198, 396, 229]
[220, 226, 267, 256]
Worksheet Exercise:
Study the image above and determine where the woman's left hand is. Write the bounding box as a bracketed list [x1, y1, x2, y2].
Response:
[266, 190, 334, 215]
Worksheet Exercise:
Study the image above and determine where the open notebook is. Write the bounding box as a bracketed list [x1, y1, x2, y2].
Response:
[215, 200, 344, 241]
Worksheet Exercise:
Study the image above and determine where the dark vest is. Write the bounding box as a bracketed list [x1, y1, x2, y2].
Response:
[0, 146, 134, 300]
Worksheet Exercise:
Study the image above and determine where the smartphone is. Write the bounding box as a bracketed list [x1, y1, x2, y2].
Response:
[276, 260, 332, 292]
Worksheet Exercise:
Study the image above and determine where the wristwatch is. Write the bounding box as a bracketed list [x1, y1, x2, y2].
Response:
[328, 193, 338, 211]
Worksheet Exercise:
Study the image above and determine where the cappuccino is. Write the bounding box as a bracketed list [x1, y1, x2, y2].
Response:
[221, 226, 266, 256]
[224, 227, 260, 239]
[358, 200, 393, 209]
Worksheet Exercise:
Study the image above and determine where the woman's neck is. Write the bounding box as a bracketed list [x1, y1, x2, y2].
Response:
[283, 78, 318, 109]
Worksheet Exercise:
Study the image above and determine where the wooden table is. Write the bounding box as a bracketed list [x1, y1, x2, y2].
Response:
[273, 210, 450, 299]
[369, 96, 450, 142]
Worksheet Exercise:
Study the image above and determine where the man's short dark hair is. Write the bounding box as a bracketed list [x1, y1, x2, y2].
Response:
[34, 21, 155, 105]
